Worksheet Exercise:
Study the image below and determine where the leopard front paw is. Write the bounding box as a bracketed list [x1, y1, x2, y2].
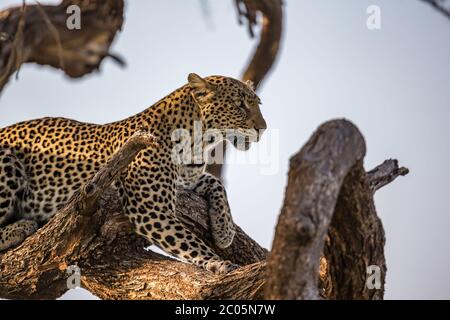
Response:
[16, 220, 39, 237]
[0, 220, 38, 251]
[213, 227, 236, 249]
[205, 259, 239, 274]
[209, 208, 236, 249]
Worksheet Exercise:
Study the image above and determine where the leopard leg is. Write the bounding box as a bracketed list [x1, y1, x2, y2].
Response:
[0, 220, 38, 251]
[0, 149, 38, 251]
[123, 164, 237, 274]
[185, 172, 236, 249]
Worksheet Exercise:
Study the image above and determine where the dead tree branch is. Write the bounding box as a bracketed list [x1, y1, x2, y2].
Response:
[266, 120, 366, 299]
[367, 159, 409, 193]
[0, 0, 124, 93]
[420, 0, 450, 20]
[0, 120, 407, 300]
[0, 130, 267, 300]
[235, 0, 283, 90]
[207, 0, 283, 179]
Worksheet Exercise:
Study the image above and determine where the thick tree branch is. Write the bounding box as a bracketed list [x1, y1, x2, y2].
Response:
[321, 164, 386, 300]
[0, 120, 407, 300]
[0, 131, 158, 299]
[0, 130, 267, 299]
[0, 0, 124, 93]
[265, 120, 409, 300]
[207, 0, 283, 179]
[235, 0, 283, 90]
[175, 190, 268, 266]
[321, 159, 408, 299]
[265, 120, 366, 299]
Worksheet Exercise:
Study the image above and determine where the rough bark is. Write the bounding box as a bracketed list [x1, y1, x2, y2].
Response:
[367, 160, 409, 193]
[321, 159, 408, 300]
[0, 130, 267, 300]
[266, 121, 409, 300]
[0, 120, 408, 300]
[0, 0, 124, 93]
[266, 120, 366, 299]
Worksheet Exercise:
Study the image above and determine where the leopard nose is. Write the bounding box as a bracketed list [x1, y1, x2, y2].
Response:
[257, 119, 267, 132]
[255, 121, 267, 142]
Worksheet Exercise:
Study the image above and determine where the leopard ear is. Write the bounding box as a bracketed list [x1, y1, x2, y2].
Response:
[245, 80, 255, 91]
[188, 73, 214, 102]
[188, 73, 212, 92]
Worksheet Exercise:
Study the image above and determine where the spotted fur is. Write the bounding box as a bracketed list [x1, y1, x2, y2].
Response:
[0, 74, 266, 273]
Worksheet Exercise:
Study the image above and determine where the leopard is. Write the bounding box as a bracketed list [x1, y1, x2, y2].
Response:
[0, 73, 266, 274]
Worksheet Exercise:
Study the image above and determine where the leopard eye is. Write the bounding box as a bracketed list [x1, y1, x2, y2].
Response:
[234, 100, 248, 113]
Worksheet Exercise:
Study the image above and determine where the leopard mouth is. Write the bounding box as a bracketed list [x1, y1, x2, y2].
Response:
[232, 136, 250, 150]
[229, 130, 258, 151]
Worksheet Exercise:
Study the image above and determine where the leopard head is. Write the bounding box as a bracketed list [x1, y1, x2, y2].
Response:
[188, 73, 266, 151]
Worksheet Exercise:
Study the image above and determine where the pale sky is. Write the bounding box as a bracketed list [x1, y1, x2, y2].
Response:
[1, 0, 450, 299]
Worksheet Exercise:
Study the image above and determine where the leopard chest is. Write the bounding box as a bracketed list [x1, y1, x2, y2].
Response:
[176, 164, 206, 189]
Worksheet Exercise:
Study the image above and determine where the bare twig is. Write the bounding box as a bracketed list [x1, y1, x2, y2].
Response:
[420, 0, 450, 20]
